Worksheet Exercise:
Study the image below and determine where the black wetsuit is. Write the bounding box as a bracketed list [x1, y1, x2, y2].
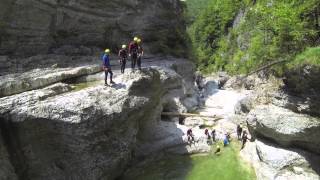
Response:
[137, 45, 143, 70]
[241, 133, 248, 149]
[237, 125, 243, 140]
[129, 42, 139, 70]
[119, 49, 128, 73]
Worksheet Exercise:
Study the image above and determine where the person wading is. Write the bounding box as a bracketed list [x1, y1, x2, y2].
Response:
[137, 38, 144, 70]
[118, 45, 128, 74]
[102, 49, 114, 86]
[129, 37, 139, 71]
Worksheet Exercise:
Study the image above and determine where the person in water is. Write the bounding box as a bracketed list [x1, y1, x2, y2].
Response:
[102, 49, 115, 86]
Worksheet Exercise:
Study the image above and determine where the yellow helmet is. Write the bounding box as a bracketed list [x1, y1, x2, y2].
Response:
[105, 49, 110, 53]
[217, 145, 220, 148]
[137, 38, 142, 43]
[134, 37, 139, 42]
[122, 44, 127, 49]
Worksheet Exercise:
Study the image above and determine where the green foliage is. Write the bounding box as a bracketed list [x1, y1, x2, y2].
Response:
[289, 46, 320, 68]
[187, 0, 320, 74]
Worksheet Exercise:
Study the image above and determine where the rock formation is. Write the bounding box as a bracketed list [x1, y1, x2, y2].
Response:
[0, 0, 186, 73]
[0, 58, 198, 179]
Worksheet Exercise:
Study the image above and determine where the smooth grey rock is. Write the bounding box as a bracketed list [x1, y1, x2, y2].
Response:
[241, 140, 320, 180]
[247, 105, 320, 154]
[0, 65, 101, 97]
[0, 0, 185, 58]
[0, 58, 198, 179]
[234, 96, 254, 114]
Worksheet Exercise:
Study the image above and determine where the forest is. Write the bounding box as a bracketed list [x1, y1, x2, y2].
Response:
[185, 0, 320, 75]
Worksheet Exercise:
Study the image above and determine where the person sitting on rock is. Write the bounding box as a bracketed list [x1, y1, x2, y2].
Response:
[237, 124, 243, 140]
[211, 129, 216, 141]
[241, 130, 250, 150]
[214, 145, 221, 155]
[205, 129, 211, 139]
[118, 45, 128, 74]
[102, 49, 115, 86]
[187, 128, 195, 143]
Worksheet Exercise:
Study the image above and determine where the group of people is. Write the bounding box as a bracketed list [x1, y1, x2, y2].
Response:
[102, 37, 144, 86]
[186, 124, 251, 155]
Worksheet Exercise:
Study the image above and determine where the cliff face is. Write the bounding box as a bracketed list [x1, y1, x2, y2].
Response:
[0, 58, 198, 180]
[0, 0, 186, 57]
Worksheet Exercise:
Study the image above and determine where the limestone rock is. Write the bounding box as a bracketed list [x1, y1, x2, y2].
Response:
[0, 0, 186, 58]
[241, 140, 320, 180]
[247, 105, 320, 154]
[0, 65, 101, 97]
[234, 96, 254, 114]
[0, 58, 198, 179]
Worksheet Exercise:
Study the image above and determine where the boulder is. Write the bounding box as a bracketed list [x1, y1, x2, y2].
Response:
[247, 105, 320, 154]
[272, 91, 320, 117]
[284, 65, 320, 95]
[241, 140, 320, 180]
[217, 72, 230, 89]
[223, 76, 244, 89]
[234, 96, 254, 114]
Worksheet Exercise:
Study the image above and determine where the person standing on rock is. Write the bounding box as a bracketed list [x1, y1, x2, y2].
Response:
[211, 129, 216, 141]
[187, 128, 195, 143]
[205, 129, 211, 139]
[102, 49, 115, 86]
[118, 45, 128, 74]
[241, 130, 250, 150]
[137, 38, 144, 70]
[223, 134, 230, 146]
[237, 125, 243, 140]
[129, 37, 139, 71]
